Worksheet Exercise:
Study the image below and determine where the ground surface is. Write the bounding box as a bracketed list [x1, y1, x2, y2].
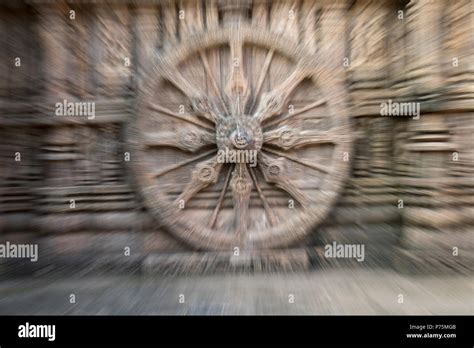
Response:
[0, 269, 471, 315]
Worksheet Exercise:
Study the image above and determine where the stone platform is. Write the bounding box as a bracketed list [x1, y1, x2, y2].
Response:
[0, 269, 470, 315]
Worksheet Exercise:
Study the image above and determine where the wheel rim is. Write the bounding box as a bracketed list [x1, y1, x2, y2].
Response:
[127, 24, 352, 250]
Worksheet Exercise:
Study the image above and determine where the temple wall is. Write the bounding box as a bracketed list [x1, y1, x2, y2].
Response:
[0, 0, 472, 274]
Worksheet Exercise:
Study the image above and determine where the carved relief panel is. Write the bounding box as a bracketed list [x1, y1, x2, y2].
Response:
[128, 0, 352, 250]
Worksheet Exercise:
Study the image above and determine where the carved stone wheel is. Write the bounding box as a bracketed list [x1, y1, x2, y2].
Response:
[128, 24, 352, 251]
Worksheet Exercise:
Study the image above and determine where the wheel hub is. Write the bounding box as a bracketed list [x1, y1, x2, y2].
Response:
[216, 115, 263, 154]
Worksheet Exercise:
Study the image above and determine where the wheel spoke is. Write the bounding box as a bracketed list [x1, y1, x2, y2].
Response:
[191, 95, 221, 123]
[249, 166, 278, 226]
[262, 147, 331, 175]
[151, 149, 216, 178]
[259, 153, 310, 207]
[208, 165, 233, 229]
[161, 67, 220, 123]
[263, 98, 327, 128]
[230, 163, 253, 239]
[249, 49, 275, 113]
[148, 103, 214, 131]
[254, 67, 309, 123]
[264, 125, 345, 150]
[174, 156, 223, 205]
[161, 66, 200, 100]
[199, 50, 229, 115]
[226, 38, 250, 114]
[143, 128, 214, 153]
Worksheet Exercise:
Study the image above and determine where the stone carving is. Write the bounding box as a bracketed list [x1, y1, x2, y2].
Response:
[0, 0, 472, 273]
[129, 20, 351, 250]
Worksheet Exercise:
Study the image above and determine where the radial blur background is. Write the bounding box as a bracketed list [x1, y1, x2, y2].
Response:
[0, 0, 472, 314]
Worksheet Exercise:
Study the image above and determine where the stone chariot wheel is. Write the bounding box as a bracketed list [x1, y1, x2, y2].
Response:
[128, 24, 352, 251]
